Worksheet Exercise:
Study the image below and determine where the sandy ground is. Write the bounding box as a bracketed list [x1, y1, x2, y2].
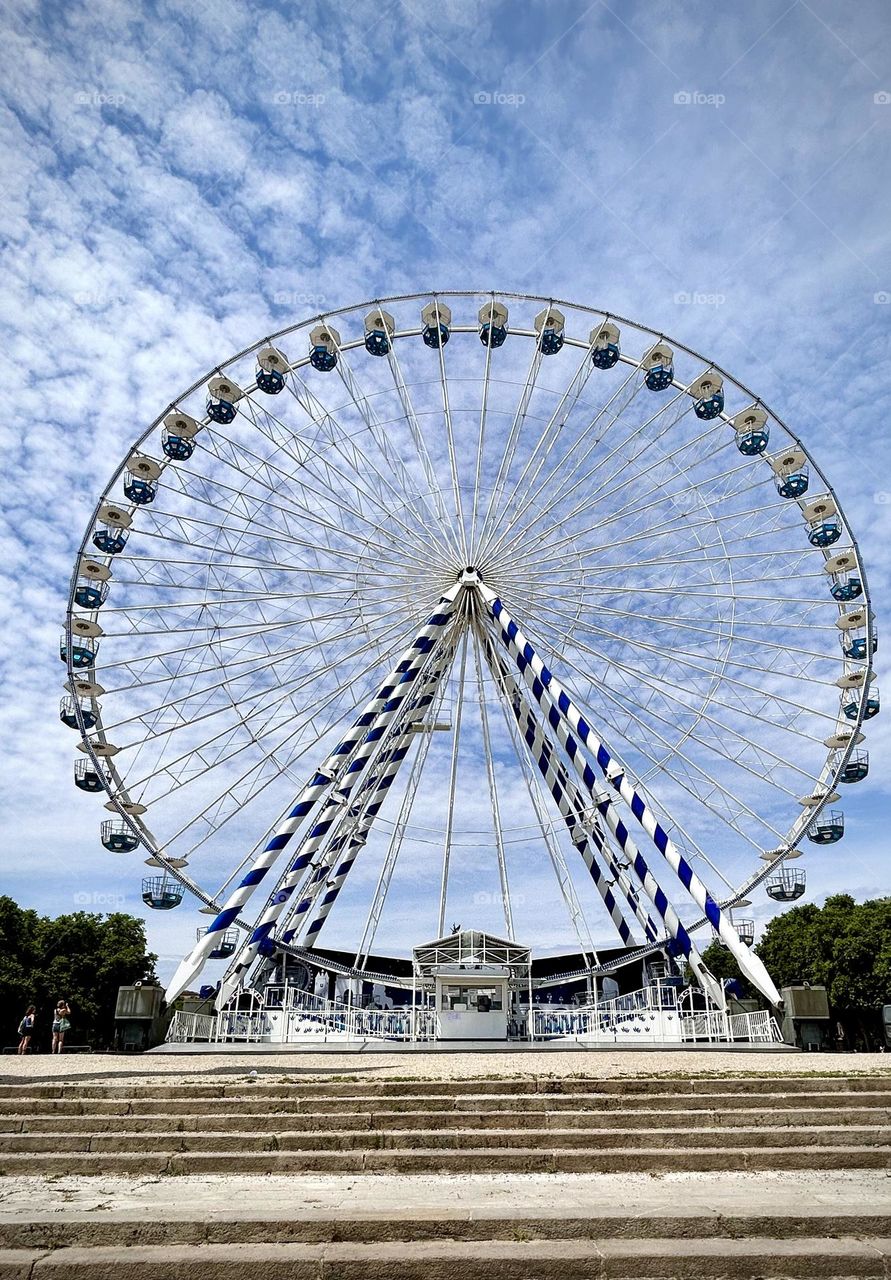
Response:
[2, 1049, 890, 1084]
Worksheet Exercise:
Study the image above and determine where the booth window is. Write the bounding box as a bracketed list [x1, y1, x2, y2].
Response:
[442, 985, 503, 1011]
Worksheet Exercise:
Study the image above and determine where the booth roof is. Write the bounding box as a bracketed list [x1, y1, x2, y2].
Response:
[412, 930, 532, 975]
[306, 941, 654, 985]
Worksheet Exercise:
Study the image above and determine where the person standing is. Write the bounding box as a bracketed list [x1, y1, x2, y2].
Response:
[51, 1000, 71, 1054]
[17, 1006, 36, 1055]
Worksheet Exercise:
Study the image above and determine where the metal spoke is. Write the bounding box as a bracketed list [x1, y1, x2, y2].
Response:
[518, 609, 827, 825]
[64, 292, 867, 1004]
[468, 300, 498, 554]
[170, 628, 419, 862]
[431, 296, 467, 557]
[476, 339, 600, 557]
[354, 661, 455, 967]
[480, 335, 544, 546]
[483, 376, 690, 566]
[526, 597, 838, 767]
[189, 419, 447, 577]
[496, 664, 598, 963]
[115, 610, 415, 800]
[438, 615, 470, 936]
[471, 627, 514, 939]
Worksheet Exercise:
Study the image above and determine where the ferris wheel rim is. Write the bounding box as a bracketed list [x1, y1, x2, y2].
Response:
[63, 290, 875, 947]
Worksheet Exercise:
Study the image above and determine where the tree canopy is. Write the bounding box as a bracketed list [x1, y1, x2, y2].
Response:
[702, 894, 891, 1045]
[0, 897, 157, 1049]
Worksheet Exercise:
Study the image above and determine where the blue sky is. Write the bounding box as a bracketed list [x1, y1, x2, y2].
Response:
[1, 0, 889, 984]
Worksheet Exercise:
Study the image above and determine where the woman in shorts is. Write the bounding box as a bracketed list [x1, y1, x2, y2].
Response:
[51, 1000, 71, 1054]
[17, 1006, 36, 1055]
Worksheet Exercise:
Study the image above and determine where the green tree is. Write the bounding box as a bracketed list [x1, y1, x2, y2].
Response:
[697, 896, 891, 1047]
[756, 894, 891, 1046]
[0, 897, 157, 1050]
[699, 939, 753, 998]
[0, 899, 45, 1018]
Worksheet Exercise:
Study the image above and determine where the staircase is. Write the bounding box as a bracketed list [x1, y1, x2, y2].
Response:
[1, 1073, 889, 1276]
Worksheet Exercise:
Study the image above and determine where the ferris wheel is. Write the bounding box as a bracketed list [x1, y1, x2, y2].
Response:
[61, 291, 878, 1009]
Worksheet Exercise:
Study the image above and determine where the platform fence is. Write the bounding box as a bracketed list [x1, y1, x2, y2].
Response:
[166, 980, 782, 1046]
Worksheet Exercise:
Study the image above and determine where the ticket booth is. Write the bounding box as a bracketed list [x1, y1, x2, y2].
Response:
[412, 930, 532, 1041]
[436, 969, 509, 1039]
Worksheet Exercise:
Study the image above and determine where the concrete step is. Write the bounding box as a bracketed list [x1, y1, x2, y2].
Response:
[2, 1168, 887, 1241]
[2, 1168, 888, 1275]
[1, 1235, 889, 1278]
[2, 1087, 888, 1117]
[1, 1144, 889, 1175]
[2, 1125, 889, 1155]
[3, 1076, 889, 1180]
[4, 1105, 888, 1134]
[0, 1075, 887, 1100]
[6, 1210, 891, 1250]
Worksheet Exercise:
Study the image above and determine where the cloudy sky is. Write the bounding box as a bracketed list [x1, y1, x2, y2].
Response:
[1, 0, 889, 985]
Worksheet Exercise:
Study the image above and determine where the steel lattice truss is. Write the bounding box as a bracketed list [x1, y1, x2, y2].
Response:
[61, 292, 877, 1004]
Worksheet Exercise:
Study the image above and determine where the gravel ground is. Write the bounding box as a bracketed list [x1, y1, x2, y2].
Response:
[2, 1049, 890, 1084]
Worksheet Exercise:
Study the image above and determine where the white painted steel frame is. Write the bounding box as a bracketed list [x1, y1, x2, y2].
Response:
[63, 292, 873, 998]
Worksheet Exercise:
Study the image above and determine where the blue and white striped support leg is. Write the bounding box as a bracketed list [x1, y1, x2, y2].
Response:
[482, 635, 674, 949]
[486, 631, 724, 1006]
[480, 589, 780, 1007]
[280, 650, 454, 948]
[167, 588, 461, 1004]
[300, 723, 423, 945]
[270, 645, 452, 948]
[211, 600, 460, 1009]
[509, 688, 725, 996]
[489, 647, 658, 946]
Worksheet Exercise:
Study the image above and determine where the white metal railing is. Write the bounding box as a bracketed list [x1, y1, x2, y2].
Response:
[168, 982, 782, 1047]
[531, 983, 783, 1046]
[267, 983, 436, 1041]
[531, 980, 683, 1038]
[216, 1010, 273, 1042]
[264, 984, 351, 1015]
[283, 1003, 437, 1042]
[166, 1010, 216, 1042]
[166, 988, 438, 1044]
[729, 1008, 784, 1043]
[166, 1007, 276, 1044]
[679, 1011, 729, 1042]
[348, 1006, 437, 1040]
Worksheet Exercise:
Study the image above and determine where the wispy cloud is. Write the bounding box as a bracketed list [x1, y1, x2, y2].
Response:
[1, 0, 888, 982]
